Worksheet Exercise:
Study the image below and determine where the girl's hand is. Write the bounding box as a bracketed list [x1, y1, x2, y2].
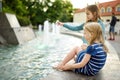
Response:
[57, 22, 64, 26]
[61, 64, 73, 70]
[53, 62, 64, 70]
[81, 44, 88, 50]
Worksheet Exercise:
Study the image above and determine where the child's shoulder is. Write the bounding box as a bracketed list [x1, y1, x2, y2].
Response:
[90, 43, 102, 48]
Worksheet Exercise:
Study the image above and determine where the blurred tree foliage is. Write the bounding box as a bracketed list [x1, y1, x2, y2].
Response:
[2, 0, 73, 26]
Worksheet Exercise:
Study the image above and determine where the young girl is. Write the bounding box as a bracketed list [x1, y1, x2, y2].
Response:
[54, 22, 108, 76]
[58, 4, 105, 43]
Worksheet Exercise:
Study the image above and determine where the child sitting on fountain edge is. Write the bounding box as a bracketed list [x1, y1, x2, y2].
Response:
[54, 22, 108, 76]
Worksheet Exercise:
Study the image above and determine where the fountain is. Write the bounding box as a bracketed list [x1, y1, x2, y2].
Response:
[38, 20, 55, 49]
[0, 20, 83, 80]
[38, 20, 61, 49]
[52, 23, 56, 34]
[43, 20, 50, 46]
[52, 22, 60, 35]
[38, 24, 42, 32]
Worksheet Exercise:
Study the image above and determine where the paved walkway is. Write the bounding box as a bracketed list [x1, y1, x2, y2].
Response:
[41, 32, 120, 80]
[107, 34, 120, 60]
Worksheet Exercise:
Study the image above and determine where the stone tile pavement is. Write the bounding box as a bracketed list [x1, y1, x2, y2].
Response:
[107, 34, 120, 60]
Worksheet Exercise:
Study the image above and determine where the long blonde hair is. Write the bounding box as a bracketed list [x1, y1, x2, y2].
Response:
[84, 22, 108, 53]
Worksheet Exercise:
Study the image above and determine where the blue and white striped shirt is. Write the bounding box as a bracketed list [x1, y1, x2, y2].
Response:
[75, 43, 107, 75]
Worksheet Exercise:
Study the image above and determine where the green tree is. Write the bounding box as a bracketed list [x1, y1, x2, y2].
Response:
[59, 0, 73, 22]
[45, 0, 73, 22]
[2, 0, 30, 26]
[2, 0, 73, 26]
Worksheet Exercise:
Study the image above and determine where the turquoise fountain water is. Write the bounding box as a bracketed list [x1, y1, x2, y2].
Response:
[0, 21, 82, 80]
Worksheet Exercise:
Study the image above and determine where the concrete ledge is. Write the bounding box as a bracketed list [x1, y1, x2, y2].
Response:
[61, 31, 83, 38]
[41, 32, 120, 80]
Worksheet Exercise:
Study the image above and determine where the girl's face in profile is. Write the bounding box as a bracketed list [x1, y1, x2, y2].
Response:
[84, 29, 92, 42]
[86, 10, 94, 21]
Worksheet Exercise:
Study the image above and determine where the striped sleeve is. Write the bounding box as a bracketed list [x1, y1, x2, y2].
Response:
[86, 45, 96, 56]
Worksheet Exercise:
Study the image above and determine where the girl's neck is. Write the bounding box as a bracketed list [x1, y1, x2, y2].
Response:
[94, 40, 100, 43]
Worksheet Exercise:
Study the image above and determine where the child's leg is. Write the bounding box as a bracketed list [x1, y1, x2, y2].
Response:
[112, 27, 115, 40]
[113, 32, 115, 40]
[108, 27, 112, 39]
[55, 46, 82, 69]
[61, 46, 82, 64]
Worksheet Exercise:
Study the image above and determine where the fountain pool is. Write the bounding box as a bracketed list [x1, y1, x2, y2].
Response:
[0, 32, 82, 80]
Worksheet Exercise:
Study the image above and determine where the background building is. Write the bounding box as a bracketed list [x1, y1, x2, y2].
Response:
[73, 0, 120, 34]
[99, 0, 120, 22]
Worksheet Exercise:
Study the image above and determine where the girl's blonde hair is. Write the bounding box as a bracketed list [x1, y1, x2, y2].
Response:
[84, 22, 108, 53]
[86, 4, 101, 22]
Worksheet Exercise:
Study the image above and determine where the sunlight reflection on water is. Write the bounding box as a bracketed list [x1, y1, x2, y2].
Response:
[0, 32, 82, 80]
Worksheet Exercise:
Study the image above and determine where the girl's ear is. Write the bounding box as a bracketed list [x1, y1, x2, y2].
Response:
[88, 33, 92, 37]
[94, 12, 97, 16]
[90, 33, 94, 37]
